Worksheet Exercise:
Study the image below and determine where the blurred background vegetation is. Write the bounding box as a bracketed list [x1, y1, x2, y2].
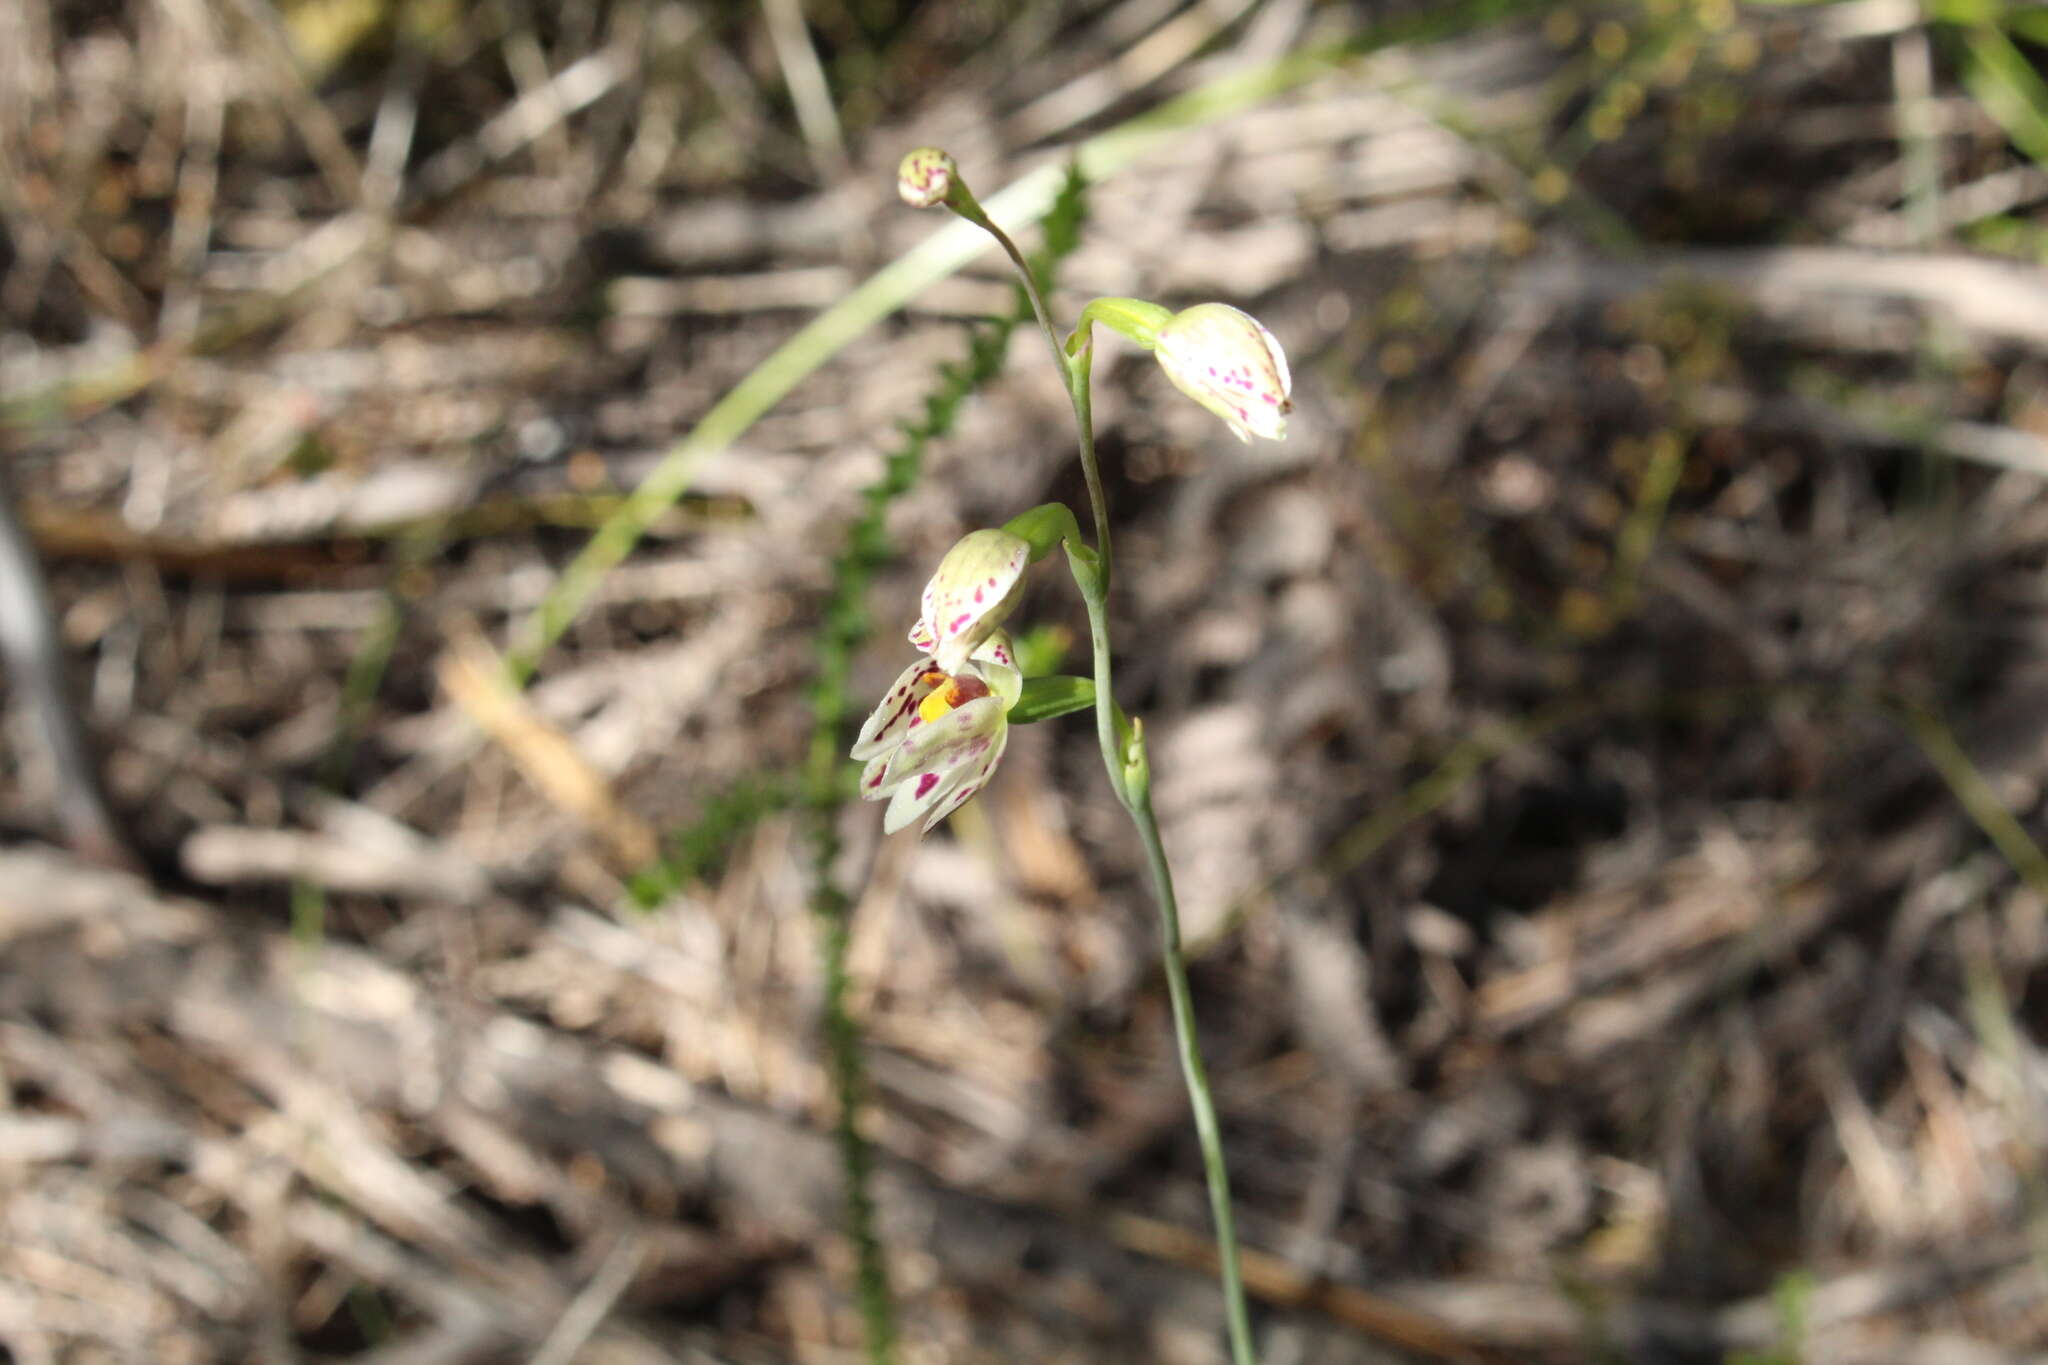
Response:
[8, 0, 2048, 1360]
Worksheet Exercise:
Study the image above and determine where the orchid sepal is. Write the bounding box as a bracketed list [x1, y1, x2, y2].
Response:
[911, 528, 1032, 675]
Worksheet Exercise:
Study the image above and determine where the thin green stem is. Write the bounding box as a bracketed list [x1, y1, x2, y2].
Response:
[1129, 779, 1256, 1364]
[1068, 536, 1255, 1364]
[942, 193, 1071, 418]
[1066, 338, 1114, 594]
[1072, 380, 1254, 1362]
[942, 189, 1116, 581]
[1071, 551, 1127, 809]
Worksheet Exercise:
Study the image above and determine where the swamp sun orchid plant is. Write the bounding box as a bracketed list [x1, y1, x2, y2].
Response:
[851, 146, 1294, 1365]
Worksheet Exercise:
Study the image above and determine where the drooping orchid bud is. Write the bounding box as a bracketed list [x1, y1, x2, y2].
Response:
[1154, 303, 1292, 444]
[897, 147, 959, 210]
[907, 528, 1031, 675]
[852, 631, 1021, 834]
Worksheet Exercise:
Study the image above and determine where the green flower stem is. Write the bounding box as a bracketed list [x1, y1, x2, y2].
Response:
[1128, 759, 1255, 1364]
[951, 181, 1255, 1365]
[937, 187, 1119, 580]
[1073, 297, 1172, 353]
[1066, 537, 1127, 810]
[934, 187, 1071, 430]
[1065, 334, 1114, 595]
[1065, 390, 1256, 1365]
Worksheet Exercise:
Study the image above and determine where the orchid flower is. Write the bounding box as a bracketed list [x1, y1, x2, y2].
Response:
[852, 629, 1020, 834]
[853, 528, 1035, 834]
[1154, 302, 1292, 443]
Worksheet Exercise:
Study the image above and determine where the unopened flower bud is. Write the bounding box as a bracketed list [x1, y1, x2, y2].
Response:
[1155, 303, 1292, 443]
[897, 147, 959, 209]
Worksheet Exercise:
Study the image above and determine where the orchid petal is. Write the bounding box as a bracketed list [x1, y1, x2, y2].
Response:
[917, 725, 1009, 834]
[878, 701, 1012, 834]
[873, 692, 1003, 791]
[851, 659, 939, 762]
[967, 630, 1022, 711]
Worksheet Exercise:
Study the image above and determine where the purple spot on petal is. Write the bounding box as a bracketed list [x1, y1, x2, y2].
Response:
[949, 613, 970, 632]
[914, 773, 939, 798]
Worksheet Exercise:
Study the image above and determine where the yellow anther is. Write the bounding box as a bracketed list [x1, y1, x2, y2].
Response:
[916, 672, 991, 724]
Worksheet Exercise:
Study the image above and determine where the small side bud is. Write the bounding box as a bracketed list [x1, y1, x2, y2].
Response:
[897, 147, 959, 209]
[1121, 715, 1150, 801]
[1155, 303, 1292, 443]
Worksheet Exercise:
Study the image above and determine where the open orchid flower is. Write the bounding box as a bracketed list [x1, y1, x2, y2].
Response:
[1154, 302, 1292, 443]
[852, 629, 1021, 834]
[907, 528, 1031, 674]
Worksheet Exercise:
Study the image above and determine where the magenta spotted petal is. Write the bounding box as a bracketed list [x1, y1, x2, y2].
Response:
[851, 660, 942, 767]
[875, 694, 1009, 834]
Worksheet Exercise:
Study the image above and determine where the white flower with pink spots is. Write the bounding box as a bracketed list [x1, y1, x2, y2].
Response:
[852, 630, 1020, 834]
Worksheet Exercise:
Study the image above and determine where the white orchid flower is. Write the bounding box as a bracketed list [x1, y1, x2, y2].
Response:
[852, 629, 1021, 835]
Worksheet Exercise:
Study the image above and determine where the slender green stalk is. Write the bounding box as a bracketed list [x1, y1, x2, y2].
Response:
[1065, 338, 1114, 594]
[939, 193, 1072, 438]
[1063, 383, 1255, 1365]
[1064, 350, 1128, 807]
[946, 178, 1256, 1365]
[1128, 776, 1255, 1360]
